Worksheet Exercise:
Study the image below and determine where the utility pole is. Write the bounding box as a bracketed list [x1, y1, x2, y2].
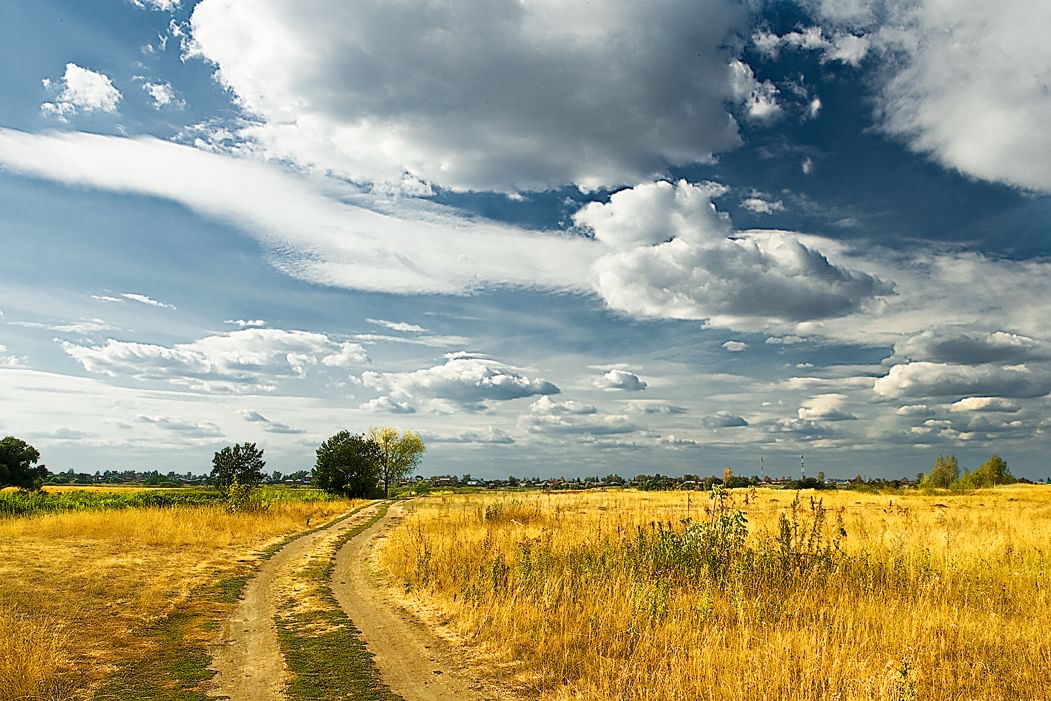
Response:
[800, 451, 806, 481]
[760, 455, 765, 482]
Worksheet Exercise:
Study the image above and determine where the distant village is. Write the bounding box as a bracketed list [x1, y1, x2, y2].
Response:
[42, 467, 942, 491]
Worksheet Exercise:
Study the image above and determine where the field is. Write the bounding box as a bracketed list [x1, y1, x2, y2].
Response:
[380, 485, 1051, 700]
[0, 485, 365, 700]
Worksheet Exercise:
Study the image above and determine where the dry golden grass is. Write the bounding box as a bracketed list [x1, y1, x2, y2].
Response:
[381, 485, 1051, 700]
[0, 494, 365, 700]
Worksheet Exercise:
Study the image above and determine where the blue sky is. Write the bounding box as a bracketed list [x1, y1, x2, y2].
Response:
[2, 0, 1050, 480]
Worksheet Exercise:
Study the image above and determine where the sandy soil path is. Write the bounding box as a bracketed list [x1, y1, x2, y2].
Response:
[331, 503, 500, 701]
[209, 503, 380, 701]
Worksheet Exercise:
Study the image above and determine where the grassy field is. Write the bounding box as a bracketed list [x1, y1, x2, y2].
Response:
[380, 485, 1051, 700]
[0, 485, 365, 700]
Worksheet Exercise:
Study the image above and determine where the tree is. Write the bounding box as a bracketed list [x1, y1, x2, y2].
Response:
[211, 443, 266, 491]
[921, 454, 959, 489]
[368, 427, 426, 498]
[962, 454, 1015, 488]
[0, 437, 49, 491]
[314, 431, 382, 498]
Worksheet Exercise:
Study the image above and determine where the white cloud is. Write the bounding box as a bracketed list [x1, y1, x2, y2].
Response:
[0, 130, 599, 296]
[41, 64, 121, 120]
[185, 0, 753, 193]
[728, 59, 781, 122]
[701, 412, 749, 428]
[949, 397, 1021, 414]
[366, 319, 427, 334]
[224, 319, 267, 328]
[359, 396, 416, 414]
[798, 393, 856, 421]
[62, 328, 368, 392]
[238, 409, 305, 434]
[120, 292, 176, 310]
[319, 342, 369, 367]
[579, 180, 890, 328]
[739, 194, 785, 215]
[0, 344, 29, 368]
[801, 157, 815, 175]
[142, 81, 183, 109]
[361, 353, 559, 410]
[593, 369, 648, 392]
[351, 333, 471, 349]
[873, 362, 1051, 400]
[889, 329, 1048, 365]
[754, 26, 870, 66]
[530, 396, 598, 416]
[766, 335, 806, 345]
[806, 97, 823, 120]
[805, 1, 1051, 193]
[130, 0, 181, 9]
[722, 340, 749, 352]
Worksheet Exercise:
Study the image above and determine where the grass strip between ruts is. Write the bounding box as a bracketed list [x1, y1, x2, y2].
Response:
[94, 501, 379, 700]
[276, 501, 405, 701]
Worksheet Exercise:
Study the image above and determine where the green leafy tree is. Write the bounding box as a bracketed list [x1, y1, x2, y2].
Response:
[921, 454, 959, 489]
[0, 437, 49, 491]
[368, 426, 426, 498]
[210, 443, 266, 491]
[962, 454, 1015, 488]
[314, 431, 382, 498]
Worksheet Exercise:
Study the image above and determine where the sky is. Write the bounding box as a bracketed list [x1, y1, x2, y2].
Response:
[1, 0, 1050, 480]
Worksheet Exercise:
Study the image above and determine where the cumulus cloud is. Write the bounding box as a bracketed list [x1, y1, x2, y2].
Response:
[802, 1, 1051, 193]
[580, 180, 891, 327]
[225, 319, 267, 328]
[754, 26, 870, 66]
[739, 193, 785, 215]
[361, 353, 559, 410]
[41, 64, 121, 119]
[0, 344, 28, 368]
[130, 0, 180, 9]
[142, 81, 182, 109]
[728, 59, 782, 122]
[593, 369, 648, 392]
[359, 396, 416, 414]
[767, 335, 807, 345]
[62, 328, 368, 392]
[530, 396, 598, 416]
[874, 362, 1051, 400]
[186, 0, 753, 192]
[949, 397, 1021, 414]
[702, 412, 749, 428]
[889, 329, 1048, 365]
[797, 393, 856, 421]
[722, 340, 749, 352]
[238, 409, 305, 434]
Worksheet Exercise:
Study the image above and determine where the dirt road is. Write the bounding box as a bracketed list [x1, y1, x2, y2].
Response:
[209, 503, 381, 701]
[331, 503, 502, 701]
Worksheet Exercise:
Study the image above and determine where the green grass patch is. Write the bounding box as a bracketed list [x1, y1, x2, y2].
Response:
[277, 502, 404, 701]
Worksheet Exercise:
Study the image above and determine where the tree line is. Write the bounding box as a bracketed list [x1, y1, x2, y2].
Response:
[210, 426, 425, 499]
[919, 453, 1015, 489]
